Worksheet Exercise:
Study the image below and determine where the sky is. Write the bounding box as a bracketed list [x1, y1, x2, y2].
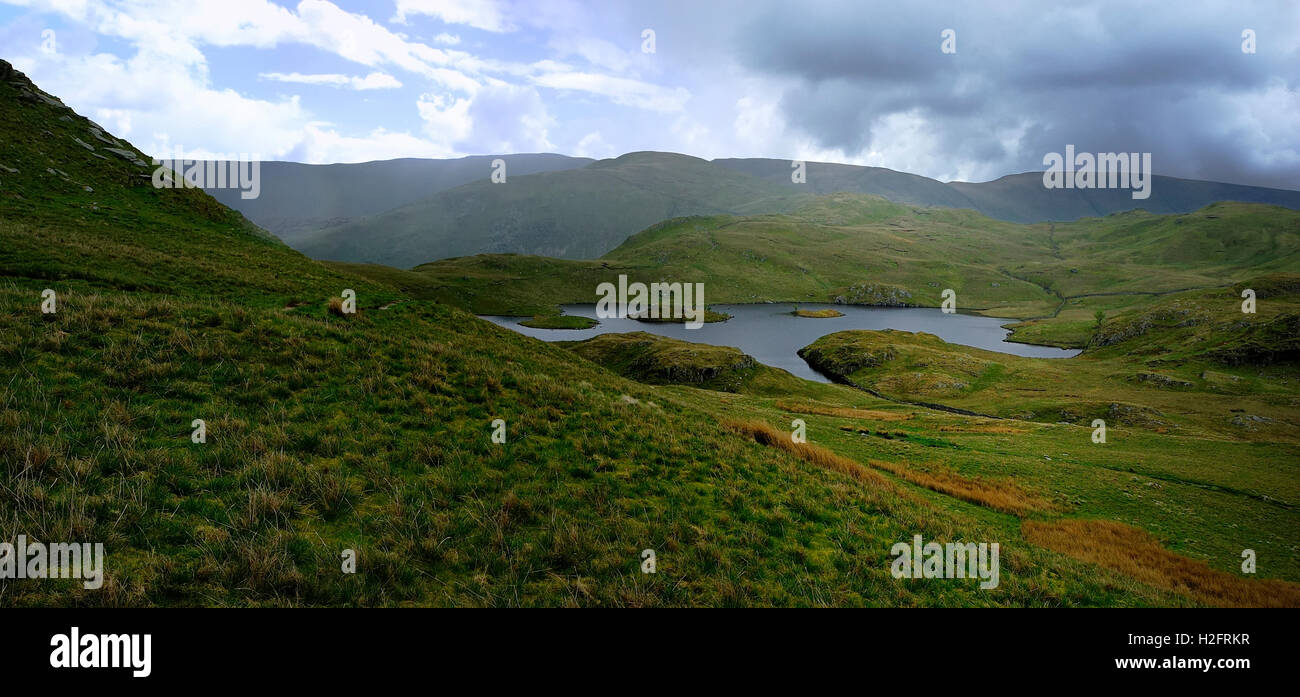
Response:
[1, 0, 1296, 189]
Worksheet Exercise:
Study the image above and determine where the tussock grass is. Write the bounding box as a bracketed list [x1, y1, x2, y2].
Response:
[866, 459, 1053, 516]
[727, 418, 1048, 516]
[724, 420, 894, 490]
[1023, 519, 1300, 608]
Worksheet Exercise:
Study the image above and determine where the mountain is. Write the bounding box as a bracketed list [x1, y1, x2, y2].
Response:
[201, 154, 592, 245]
[716, 158, 1300, 223]
[296, 151, 813, 266]
[277, 153, 1300, 267]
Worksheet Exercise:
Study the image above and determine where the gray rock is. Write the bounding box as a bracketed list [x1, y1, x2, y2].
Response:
[104, 147, 148, 167]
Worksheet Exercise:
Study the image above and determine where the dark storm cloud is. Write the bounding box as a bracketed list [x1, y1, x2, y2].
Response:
[728, 0, 1300, 189]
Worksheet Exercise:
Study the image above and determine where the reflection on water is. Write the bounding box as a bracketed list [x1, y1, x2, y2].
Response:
[481, 303, 1079, 383]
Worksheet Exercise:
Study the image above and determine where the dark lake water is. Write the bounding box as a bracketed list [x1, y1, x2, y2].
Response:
[481, 303, 1079, 383]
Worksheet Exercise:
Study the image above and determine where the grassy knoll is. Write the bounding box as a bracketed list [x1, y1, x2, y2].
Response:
[559, 332, 806, 394]
[794, 308, 845, 318]
[519, 313, 599, 329]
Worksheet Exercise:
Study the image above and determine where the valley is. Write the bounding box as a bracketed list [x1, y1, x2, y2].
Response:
[2, 58, 1297, 609]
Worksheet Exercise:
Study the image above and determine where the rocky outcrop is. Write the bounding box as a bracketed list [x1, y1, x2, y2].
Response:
[831, 282, 915, 307]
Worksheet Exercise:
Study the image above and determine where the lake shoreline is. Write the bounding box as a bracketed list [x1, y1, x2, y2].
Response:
[481, 302, 1081, 384]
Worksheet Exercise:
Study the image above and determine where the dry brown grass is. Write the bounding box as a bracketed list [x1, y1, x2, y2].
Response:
[1023, 519, 1300, 608]
[327, 297, 347, 317]
[724, 419, 894, 489]
[729, 418, 1050, 515]
[775, 400, 913, 422]
[868, 459, 1053, 515]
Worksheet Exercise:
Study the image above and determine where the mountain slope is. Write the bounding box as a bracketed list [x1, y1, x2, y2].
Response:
[718, 158, 1300, 223]
[713, 157, 980, 208]
[202, 154, 592, 245]
[290, 154, 1300, 266]
[948, 171, 1300, 224]
[297, 151, 813, 265]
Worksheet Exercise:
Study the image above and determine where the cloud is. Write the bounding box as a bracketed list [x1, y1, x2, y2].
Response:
[548, 35, 636, 73]
[260, 71, 403, 90]
[3, 0, 1293, 188]
[574, 131, 614, 158]
[418, 83, 554, 154]
[391, 0, 513, 32]
[285, 124, 459, 162]
[532, 70, 689, 112]
[725, 0, 1300, 188]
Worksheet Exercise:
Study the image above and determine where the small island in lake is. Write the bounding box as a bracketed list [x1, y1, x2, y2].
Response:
[792, 308, 845, 318]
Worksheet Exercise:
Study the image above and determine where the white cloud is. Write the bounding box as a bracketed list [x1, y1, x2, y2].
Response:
[0, 0, 715, 165]
[10, 48, 309, 160]
[260, 71, 402, 90]
[574, 131, 615, 159]
[548, 35, 635, 73]
[417, 92, 474, 150]
[288, 124, 458, 163]
[532, 70, 689, 112]
[392, 0, 513, 32]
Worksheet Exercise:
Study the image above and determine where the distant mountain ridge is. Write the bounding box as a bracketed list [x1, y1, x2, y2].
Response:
[210, 153, 1300, 268]
[715, 158, 1300, 223]
[294, 152, 813, 266]
[202, 154, 592, 244]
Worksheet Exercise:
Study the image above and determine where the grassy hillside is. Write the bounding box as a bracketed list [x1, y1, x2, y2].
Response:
[714, 158, 979, 208]
[560, 329, 1300, 604]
